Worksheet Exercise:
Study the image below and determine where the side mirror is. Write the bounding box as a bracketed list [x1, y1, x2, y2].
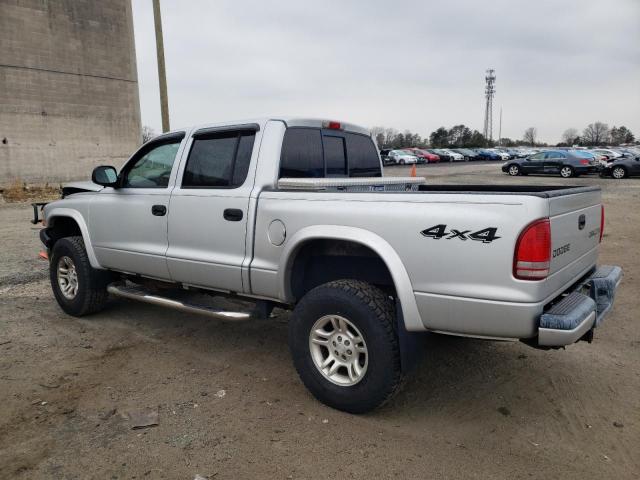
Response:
[92, 165, 118, 187]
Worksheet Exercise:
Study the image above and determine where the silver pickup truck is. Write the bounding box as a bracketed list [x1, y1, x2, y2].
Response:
[38, 117, 622, 413]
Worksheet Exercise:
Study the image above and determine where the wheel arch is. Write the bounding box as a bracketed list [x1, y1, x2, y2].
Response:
[278, 225, 424, 331]
[45, 208, 102, 269]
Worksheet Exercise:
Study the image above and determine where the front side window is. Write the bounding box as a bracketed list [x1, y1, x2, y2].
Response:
[122, 141, 182, 188]
[182, 130, 255, 188]
[530, 152, 545, 161]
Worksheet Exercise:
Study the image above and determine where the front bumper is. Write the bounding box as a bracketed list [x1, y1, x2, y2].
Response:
[538, 265, 622, 347]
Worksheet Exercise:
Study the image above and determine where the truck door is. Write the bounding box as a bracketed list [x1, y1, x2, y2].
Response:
[89, 133, 186, 280]
[165, 125, 258, 292]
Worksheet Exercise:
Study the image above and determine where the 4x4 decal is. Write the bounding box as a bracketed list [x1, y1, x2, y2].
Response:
[420, 224, 501, 243]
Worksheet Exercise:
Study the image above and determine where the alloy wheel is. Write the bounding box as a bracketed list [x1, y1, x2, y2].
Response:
[309, 314, 368, 386]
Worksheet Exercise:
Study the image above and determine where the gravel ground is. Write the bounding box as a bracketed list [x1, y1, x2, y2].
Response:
[0, 162, 638, 479]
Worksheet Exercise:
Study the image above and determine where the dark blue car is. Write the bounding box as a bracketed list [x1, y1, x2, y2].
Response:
[474, 149, 502, 161]
[502, 150, 600, 178]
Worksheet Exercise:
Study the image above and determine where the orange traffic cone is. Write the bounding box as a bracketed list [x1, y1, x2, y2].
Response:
[410, 164, 417, 177]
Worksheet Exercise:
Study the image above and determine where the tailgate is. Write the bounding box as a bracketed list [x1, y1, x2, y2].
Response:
[548, 189, 601, 277]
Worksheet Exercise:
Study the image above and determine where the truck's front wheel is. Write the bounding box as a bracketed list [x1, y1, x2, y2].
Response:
[288, 280, 402, 413]
[50, 236, 112, 317]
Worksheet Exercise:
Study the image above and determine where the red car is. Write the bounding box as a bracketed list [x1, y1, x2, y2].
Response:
[406, 148, 440, 163]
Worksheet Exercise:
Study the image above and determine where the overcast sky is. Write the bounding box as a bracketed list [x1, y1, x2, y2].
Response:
[131, 0, 640, 144]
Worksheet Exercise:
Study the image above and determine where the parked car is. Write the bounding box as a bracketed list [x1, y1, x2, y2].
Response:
[388, 149, 418, 165]
[502, 150, 600, 178]
[474, 149, 502, 161]
[37, 117, 621, 413]
[426, 149, 452, 162]
[487, 148, 510, 160]
[600, 155, 640, 179]
[440, 149, 465, 162]
[379, 148, 393, 165]
[405, 148, 440, 163]
[591, 148, 622, 160]
[452, 148, 479, 161]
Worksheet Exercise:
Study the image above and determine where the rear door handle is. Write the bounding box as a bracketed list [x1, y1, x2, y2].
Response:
[151, 205, 167, 216]
[223, 208, 243, 222]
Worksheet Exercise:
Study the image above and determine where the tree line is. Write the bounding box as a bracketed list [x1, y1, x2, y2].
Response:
[371, 122, 636, 149]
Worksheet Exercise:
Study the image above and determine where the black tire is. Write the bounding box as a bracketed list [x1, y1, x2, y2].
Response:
[399, 159, 405, 165]
[49, 236, 113, 316]
[507, 164, 520, 176]
[288, 280, 402, 413]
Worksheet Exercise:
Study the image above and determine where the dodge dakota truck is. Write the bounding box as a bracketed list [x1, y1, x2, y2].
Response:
[37, 117, 622, 413]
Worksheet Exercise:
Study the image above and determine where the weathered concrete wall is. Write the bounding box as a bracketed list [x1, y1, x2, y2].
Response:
[0, 0, 141, 184]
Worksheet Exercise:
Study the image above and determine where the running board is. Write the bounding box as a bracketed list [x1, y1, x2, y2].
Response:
[107, 284, 252, 321]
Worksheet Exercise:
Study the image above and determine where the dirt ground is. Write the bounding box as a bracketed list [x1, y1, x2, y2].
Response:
[1, 162, 638, 479]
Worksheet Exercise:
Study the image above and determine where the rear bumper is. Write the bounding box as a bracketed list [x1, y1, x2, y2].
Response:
[538, 265, 622, 347]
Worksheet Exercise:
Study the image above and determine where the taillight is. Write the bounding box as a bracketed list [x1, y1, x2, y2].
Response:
[514, 218, 551, 280]
[323, 121, 342, 130]
[580, 159, 590, 165]
[600, 205, 605, 243]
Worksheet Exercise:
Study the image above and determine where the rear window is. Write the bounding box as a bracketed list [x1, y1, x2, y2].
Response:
[279, 127, 381, 178]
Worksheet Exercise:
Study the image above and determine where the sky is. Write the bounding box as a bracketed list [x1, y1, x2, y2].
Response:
[131, 0, 640, 144]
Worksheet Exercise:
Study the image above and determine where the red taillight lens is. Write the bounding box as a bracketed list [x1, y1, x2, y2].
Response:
[323, 121, 342, 130]
[514, 218, 551, 280]
[599, 205, 605, 243]
[580, 159, 590, 165]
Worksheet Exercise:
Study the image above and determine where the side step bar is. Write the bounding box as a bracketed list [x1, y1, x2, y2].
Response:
[107, 284, 251, 321]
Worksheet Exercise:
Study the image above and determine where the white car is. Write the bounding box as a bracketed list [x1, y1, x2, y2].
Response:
[388, 150, 418, 165]
[591, 149, 622, 160]
[440, 149, 465, 161]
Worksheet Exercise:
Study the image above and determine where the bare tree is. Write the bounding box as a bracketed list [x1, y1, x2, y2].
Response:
[523, 127, 537, 146]
[142, 125, 156, 143]
[582, 122, 610, 146]
[383, 128, 398, 147]
[370, 126, 386, 148]
[561, 128, 579, 145]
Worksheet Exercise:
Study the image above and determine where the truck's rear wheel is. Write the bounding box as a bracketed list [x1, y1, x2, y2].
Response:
[50, 236, 112, 317]
[288, 280, 402, 413]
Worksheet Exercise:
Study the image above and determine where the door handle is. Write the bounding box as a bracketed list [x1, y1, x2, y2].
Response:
[223, 208, 243, 222]
[151, 205, 167, 216]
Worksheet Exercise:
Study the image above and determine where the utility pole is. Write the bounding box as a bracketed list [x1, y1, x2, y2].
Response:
[498, 106, 502, 146]
[482, 69, 496, 143]
[153, 0, 170, 132]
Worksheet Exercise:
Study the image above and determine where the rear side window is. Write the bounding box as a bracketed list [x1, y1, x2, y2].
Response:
[347, 133, 381, 177]
[280, 128, 324, 178]
[182, 131, 255, 188]
[279, 127, 381, 178]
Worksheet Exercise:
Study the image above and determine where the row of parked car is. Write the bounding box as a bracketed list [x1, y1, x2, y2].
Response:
[380, 147, 516, 164]
[500, 146, 640, 179]
[381, 145, 640, 179]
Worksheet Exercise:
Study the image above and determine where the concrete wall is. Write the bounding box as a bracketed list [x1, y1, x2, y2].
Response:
[0, 0, 141, 184]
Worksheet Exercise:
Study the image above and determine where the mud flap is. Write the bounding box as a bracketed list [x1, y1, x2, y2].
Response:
[396, 300, 425, 373]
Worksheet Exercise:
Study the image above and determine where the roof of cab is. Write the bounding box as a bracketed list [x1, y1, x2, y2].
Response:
[160, 117, 371, 138]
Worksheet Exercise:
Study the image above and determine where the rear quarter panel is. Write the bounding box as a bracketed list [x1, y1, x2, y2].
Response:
[250, 191, 581, 332]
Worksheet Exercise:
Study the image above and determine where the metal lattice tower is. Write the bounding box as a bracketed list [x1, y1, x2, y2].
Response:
[483, 69, 496, 142]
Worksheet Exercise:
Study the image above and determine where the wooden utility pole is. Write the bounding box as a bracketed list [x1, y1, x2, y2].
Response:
[153, 0, 170, 132]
